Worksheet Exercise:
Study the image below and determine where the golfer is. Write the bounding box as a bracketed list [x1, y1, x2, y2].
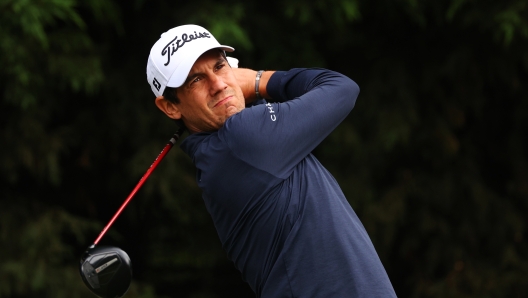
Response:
[147, 24, 396, 297]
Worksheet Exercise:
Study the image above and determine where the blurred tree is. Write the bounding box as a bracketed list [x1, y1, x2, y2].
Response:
[1, 0, 527, 297]
[0, 0, 156, 297]
[316, 0, 528, 297]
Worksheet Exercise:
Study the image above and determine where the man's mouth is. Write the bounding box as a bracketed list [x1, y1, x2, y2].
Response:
[214, 95, 233, 107]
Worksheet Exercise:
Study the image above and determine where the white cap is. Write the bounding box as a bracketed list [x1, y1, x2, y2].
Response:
[146, 24, 234, 97]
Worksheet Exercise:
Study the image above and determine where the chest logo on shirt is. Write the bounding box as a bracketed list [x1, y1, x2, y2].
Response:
[266, 103, 277, 121]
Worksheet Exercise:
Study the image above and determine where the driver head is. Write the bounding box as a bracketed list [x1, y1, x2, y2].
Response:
[80, 245, 132, 298]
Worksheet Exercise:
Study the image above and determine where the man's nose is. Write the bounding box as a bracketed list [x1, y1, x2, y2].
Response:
[209, 74, 228, 95]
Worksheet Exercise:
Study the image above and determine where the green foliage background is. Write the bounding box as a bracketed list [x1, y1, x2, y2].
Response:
[1, 0, 527, 297]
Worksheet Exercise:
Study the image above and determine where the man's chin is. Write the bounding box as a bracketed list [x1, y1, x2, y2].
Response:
[225, 106, 241, 118]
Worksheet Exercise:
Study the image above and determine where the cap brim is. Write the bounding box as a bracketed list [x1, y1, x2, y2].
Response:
[166, 45, 234, 89]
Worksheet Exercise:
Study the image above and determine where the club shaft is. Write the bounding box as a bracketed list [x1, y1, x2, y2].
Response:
[93, 128, 185, 245]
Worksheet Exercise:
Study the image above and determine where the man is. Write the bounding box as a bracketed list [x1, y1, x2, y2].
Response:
[146, 24, 396, 297]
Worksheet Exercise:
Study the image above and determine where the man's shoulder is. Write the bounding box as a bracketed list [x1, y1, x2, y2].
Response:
[179, 132, 215, 157]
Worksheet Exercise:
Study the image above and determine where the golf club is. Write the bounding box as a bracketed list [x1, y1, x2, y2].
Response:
[80, 128, 185, 298]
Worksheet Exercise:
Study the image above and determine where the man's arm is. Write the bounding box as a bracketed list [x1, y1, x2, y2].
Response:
[232, 68, 275, 104]
[223, 68, 360, 178]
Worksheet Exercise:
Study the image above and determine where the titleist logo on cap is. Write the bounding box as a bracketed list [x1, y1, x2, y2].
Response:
[161, 31, 211, 66]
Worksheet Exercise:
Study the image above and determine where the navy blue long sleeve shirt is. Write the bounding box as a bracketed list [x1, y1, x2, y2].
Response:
[180, 68, 396, 297]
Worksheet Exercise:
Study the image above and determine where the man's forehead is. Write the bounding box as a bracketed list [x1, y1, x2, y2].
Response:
[187, 50, 226, 74]
[195, 50, 225, 66]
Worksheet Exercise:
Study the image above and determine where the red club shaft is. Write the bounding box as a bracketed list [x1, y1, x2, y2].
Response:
[93, 129, 185, 245]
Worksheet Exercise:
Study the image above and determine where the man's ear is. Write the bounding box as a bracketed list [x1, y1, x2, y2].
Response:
[155, 96, 182, 120]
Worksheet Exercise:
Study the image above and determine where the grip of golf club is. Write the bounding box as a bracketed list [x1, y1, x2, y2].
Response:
[93, 128, 185, 245]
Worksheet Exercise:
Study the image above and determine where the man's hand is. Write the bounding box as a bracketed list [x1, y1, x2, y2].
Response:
[232, 68, 275, 104]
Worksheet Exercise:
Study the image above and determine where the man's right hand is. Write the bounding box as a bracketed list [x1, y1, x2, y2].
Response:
[232, 68, 275, 104]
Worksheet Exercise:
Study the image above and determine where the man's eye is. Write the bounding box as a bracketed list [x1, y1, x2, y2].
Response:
[215, 63, 225, 71]
[190, 77, 201, 85]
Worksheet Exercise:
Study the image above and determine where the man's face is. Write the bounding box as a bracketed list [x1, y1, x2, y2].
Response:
[169, 50, 245, 133]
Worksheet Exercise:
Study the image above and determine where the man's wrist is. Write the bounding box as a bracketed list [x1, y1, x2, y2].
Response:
[254, 70, 275, 100]
[255, 70, 264, 99]
[233, 68, 275, 103]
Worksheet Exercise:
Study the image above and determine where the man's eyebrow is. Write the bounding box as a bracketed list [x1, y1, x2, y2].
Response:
[183, 73, 199, 86]
[183, 57, 227, 85]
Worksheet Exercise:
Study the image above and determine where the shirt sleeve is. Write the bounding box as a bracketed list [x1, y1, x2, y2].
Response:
[220, 68, 360, 179]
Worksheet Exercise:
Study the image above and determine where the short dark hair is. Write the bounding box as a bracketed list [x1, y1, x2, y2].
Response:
[163, 86, 179, 104]
[161, 87, 183, 127]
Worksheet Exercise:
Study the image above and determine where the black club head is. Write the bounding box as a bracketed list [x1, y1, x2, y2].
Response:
[80, 245, 132, 298]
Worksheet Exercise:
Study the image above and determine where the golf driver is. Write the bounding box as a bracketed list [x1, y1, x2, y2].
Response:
[80, 128, 185, 298]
